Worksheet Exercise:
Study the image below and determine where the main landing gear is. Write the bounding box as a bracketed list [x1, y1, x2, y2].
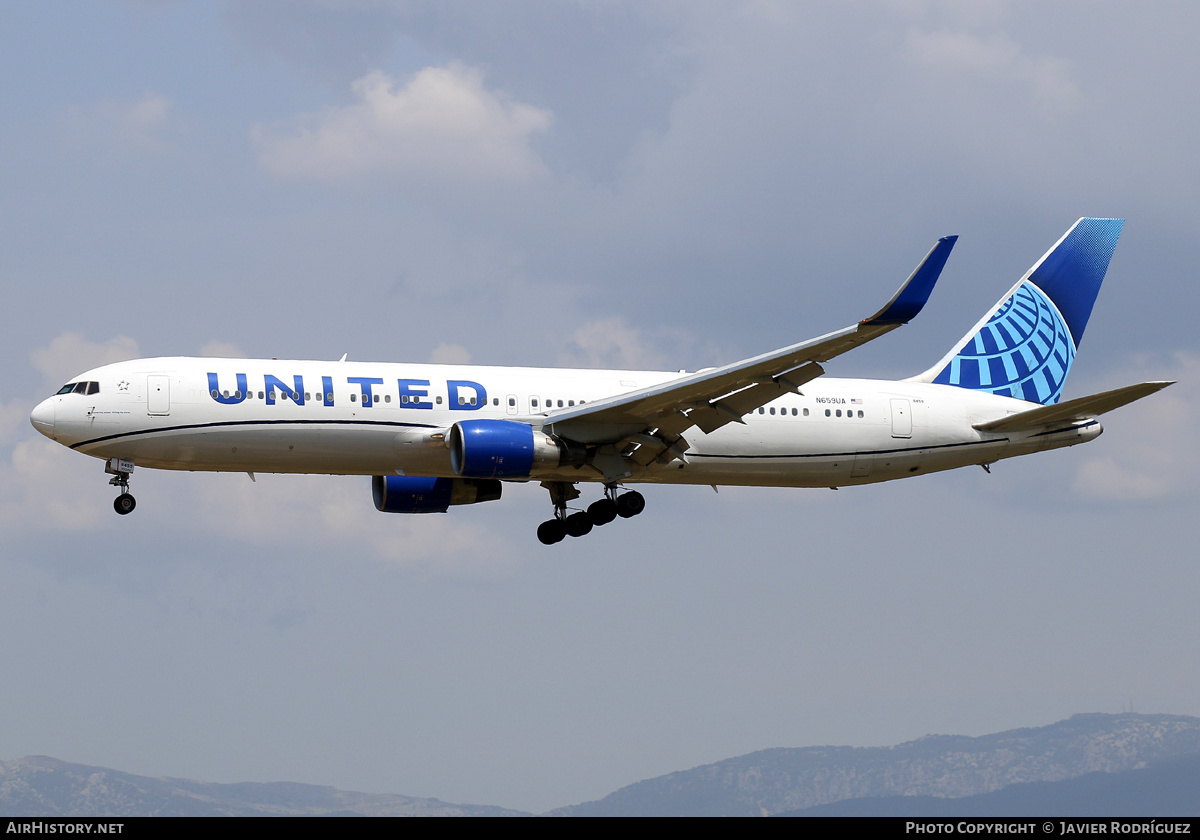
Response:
[105, 458, 136, 515]
[537, 482, 645, 545]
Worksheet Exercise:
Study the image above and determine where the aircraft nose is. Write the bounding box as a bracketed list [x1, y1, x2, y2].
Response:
[30, 398, 56, 439]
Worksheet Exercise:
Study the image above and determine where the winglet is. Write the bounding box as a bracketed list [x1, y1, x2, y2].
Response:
[862, 235, 957, 325]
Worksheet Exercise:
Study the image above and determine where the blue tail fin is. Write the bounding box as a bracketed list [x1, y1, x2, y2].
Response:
[918, 218, 1124, 405]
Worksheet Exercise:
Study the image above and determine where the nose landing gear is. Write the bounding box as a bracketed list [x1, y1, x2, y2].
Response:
[537, 482, 644, 545]
[113, 491, 136, 515]
[105, 458, 136, 515]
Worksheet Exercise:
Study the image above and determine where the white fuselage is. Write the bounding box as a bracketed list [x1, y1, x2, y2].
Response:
[30, 357, 1101, 488]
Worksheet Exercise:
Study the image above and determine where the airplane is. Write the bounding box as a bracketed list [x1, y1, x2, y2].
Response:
[29, 218, 1172, 545]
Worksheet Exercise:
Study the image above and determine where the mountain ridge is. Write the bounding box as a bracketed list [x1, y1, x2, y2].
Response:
[3, 713, 1198, 817]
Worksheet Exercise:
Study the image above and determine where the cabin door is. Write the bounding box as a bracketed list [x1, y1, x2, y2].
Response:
[147, 375, 171, 416]
[890, 398, 911, 438]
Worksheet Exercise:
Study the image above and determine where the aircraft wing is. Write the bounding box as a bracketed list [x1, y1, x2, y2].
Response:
[973, 380, 1175, 433]
[544, 235, 957, 469]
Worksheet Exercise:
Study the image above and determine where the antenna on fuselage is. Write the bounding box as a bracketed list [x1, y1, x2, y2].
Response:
[339, 353, 348, 362]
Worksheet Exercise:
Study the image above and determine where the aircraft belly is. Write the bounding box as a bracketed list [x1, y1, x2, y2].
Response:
[80, 423, 454, 476]
[649, 421, 1009, 488]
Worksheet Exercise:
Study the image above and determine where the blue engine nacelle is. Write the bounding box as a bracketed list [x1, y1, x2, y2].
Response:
[372, 475, 502, 514]
[449, 419, 587, 479]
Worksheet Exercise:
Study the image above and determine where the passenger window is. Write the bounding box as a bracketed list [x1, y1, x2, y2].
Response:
[351, 394, 357, 402]
[234, 391, 242, 399]
[569, 400, 575, 407]
[825, 409, 831, 417]
[532, 398, 539, 408]
[758, 407, 765, 414]
[857, 410, 864, 418]
[508, 397, 515, 407]
[557, 400, 563, 407]
[803, 408, 809, 416]
[258, 391, 264, 399]
[493, 398, 499, 406]
[436, 396, 443, 404]
[385, 395, 392, 403]
[211, 389, 219, 398]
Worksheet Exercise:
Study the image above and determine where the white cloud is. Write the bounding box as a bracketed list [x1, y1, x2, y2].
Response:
[30, 333, 140, 392]
[198, 340, 247, 358]
[0, 400, 34, 448]
[1073, 456, 1168, 501]
[1070, 353, 1200, 501]
[558, 317, 666, 370]
[428, 343, 471, 365]
[0, 438, 518, 573]
[62, 93, 179, 153]
[906, 29, 1081, 112]
[174, 472, 519, 577]
[252, 65, 552, 183]
[1, 437, 109, 532]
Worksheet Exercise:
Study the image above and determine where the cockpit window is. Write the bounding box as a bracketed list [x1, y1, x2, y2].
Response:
[55, 381, 100, 396]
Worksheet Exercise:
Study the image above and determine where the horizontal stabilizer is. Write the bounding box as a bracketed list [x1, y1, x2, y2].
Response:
[973, 381, 1174, 433]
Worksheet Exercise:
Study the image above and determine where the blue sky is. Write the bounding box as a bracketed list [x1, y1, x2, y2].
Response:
[2, 1, 1198, 813]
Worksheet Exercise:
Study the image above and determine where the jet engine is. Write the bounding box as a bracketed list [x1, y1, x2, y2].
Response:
[372, 475, 502, 514]
[448, 419, 587, 479]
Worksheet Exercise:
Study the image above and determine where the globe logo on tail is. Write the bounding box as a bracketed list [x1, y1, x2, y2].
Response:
[933, 281, 1075, 404]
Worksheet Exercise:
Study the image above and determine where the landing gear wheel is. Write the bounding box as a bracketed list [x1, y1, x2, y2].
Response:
[587, 498, 617, 526]
[615, 490, 645, 518]
[537, 519, 567, 545]
[114, 493, 136, 515]
[565, 511, 593, 537]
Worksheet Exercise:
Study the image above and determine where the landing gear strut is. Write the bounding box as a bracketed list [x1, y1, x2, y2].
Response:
[105, 458, 136, 515]
[537, 482, 644, 545]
